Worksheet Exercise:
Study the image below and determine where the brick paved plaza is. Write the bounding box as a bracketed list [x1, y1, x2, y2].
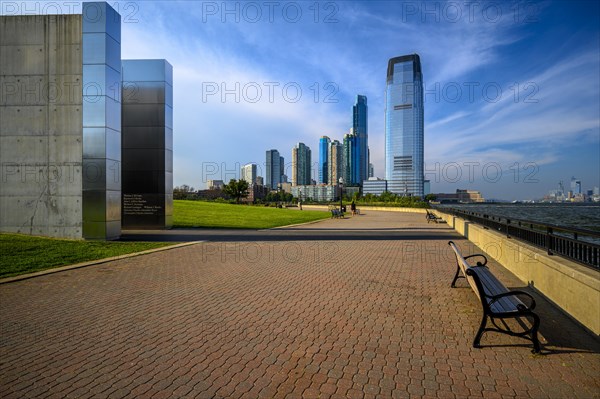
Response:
[1, 211, 599, 398]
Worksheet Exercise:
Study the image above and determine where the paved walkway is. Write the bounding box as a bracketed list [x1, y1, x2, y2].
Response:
[1, 211, 599, 398]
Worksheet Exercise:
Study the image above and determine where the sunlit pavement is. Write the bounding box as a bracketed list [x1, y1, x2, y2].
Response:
[1, 211, 599, 398]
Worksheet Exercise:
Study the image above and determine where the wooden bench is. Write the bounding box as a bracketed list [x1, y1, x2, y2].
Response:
[448, 241, 541, 353]
[426, 210, 444, 223]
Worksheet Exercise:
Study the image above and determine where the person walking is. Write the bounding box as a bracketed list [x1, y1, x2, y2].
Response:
[350, 200, 356, 216]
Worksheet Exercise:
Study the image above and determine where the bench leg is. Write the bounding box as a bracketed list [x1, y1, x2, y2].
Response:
[450, 264, 463, 288]
[473, 314, 488, 348]
[530, 313, 541, 353]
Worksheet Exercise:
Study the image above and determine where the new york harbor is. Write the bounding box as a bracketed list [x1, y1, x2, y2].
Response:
[0, 1, 599, 398]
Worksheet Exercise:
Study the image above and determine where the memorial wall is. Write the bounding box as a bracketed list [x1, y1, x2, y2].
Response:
[0, 2, 173, 239]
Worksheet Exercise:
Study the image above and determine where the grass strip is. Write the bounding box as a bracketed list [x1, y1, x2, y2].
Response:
[0, 234, 171, 278]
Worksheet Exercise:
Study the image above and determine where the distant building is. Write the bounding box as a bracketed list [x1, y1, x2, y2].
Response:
[424, 180, 430, 195]
[571, 177, 582, 195]
[328, 140, 343, 186]
[353, 95, 369, 184]
[240, 163, 257, 185]
[292, 185, 338, 202]
[434, 189, 485, 203]
[207, 180, 225, 190]
[368, 163, 374, 178]
[291, 143, 312, 186]
[279, 182, 292, 194]
[319, 136, 331, 184]
[363, 178, 388, 196]
[244, 185, 269, 203]
[256, 176, 264, 186]
[266, 150, 281, 190]
[343, 132, 356, 185]
[385, 54, 424, 197]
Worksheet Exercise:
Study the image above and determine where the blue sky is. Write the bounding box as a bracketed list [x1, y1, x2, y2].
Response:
[6, 1, 598, 200]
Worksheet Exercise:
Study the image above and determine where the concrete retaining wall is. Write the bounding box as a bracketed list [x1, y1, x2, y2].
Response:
[434, 210, 600, 335]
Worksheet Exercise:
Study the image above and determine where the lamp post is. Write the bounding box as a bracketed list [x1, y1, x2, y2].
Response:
[339, 177, 344, 213]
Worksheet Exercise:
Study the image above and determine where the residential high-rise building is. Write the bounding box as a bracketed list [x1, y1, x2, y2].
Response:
[291, 143, 311, 186]
[319, 136, 331, 184]
[353, 95, 368, 184]
[343, 132, 356, 185]
[241, 163, 257, 185]
[280, 156, 286, 183]
[328, 140, 343, 185]
[266, 150, 281, 190]
[385, 54, 424, 196]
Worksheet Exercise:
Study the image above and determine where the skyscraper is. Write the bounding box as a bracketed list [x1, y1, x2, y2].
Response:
[319, 136, 331, 184]
[353, 95, 368, 184]
[385, 54, 424, 197]
[571, 177, 582, 195]
[266, 150, 281, 190]
[292, 143, 312, 186]
[241, 163, 257, 185]
[343, 132, 356, 185]
[328, 140, 343, 185]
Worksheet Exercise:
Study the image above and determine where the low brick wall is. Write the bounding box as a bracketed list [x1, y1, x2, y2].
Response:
[434, 210, 600, 335]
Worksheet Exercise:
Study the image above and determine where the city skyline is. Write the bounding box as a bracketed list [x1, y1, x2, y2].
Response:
[4, 1, 597, 200]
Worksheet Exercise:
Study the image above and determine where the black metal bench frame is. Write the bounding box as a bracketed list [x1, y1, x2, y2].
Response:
[426, 210, 444, 223]
[448, 241, 541, 353]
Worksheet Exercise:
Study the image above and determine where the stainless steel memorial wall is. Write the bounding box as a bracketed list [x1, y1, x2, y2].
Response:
[82, 2, 122, 240]
[0, 2, 173, 240]
[121, 60, 173, 229]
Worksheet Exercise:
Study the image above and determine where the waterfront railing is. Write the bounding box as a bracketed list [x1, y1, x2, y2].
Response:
[436, 207, 600, 270]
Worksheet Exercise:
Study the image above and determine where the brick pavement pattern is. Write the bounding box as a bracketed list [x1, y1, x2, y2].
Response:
[1, 211, 599, 398]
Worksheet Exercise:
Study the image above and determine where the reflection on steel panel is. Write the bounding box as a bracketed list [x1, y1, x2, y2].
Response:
[82, 191, 106, 221]
[122, 127, 166, 149]
[123, 82, 166, 104]
[82, 2, 121, 240]
[83, 128, 107, 158]
[83, 2, 121, 43]
[106, 190, 121, 222]
[121, 103, 165, 127]
[121, 59, 173, 230]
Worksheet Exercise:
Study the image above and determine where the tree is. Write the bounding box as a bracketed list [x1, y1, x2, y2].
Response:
[223, 179, 249, 203]
[173, 184, 196, 200]
[425, 194, 437, 202]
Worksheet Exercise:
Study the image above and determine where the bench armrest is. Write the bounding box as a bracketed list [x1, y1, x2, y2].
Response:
[464, 254, 488, 266]
[489, 290, 537, 311]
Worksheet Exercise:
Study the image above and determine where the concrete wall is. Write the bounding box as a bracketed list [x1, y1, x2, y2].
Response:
[434, 210, 600, 335]
[0, 15, 84, 238]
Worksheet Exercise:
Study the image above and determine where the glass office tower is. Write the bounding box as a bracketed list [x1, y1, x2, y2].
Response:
[266, 149, 281, 190]
[353, 95, 368, 185]
[319, 136, 331, 184]
[385, 54, 424, 197]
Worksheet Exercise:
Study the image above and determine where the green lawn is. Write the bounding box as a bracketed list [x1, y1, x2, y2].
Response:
[0, 234, 171, 278]
[173, 200, 330, 229]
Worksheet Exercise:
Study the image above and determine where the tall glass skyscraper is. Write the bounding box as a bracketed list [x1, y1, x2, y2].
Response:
[353, 95, 368, 185]
[385, 54, 424, 197]
[266, 149, 281, 190]
[319, 136, 331, 184]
